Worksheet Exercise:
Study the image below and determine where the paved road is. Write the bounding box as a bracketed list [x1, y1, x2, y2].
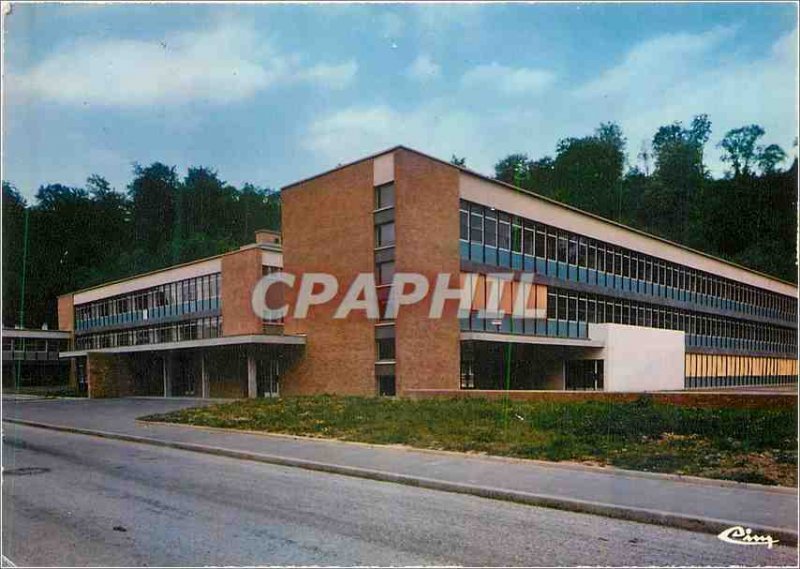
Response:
[3, 423, 796, 567]
[4, 397, 797, 535]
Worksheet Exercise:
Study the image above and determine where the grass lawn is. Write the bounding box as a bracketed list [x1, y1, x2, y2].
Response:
[141, 395, 798, 486]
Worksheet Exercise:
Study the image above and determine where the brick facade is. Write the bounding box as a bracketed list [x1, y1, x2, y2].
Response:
[221, 247, 263, 337]
[87, 353, 134, 398]
[281, 159, 377, 395]
[57, 294, 74, 332]
[394, 149, 462, 394]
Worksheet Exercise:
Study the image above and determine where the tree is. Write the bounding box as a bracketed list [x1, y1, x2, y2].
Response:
[756, 144, 787, 175]
[450, 155, 467, 167]
[550, 122, 627, 219]
[494, 154, 531, 186]
[2, 182, 27, 326]
[128, 162, 179, 257]
[719, 124, 765, 177]
[648, 115, 712, 243]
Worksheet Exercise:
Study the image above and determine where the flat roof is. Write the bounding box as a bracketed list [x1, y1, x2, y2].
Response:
[461, 332, 604, 348]
[281, 145, 796, 289]
[60, 333, 306, 358]
[63, 242, 281, 298]
[3, 328, 71, 339]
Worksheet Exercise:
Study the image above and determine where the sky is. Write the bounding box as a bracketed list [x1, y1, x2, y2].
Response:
[2, 2, 798, 201]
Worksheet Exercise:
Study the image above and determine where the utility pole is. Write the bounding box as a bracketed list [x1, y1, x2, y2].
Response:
[15, 207, 30, 390]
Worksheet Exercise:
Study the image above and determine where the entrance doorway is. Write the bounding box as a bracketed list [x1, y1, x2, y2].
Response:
[172, 353, 201, 396]
[257, 358, 280, 397]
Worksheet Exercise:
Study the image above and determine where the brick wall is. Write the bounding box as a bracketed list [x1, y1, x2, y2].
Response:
[221, 248, 263, 336]
[57, 294, 74, 332]
[281, 159, 376, 395]
[394, 149, 462, 395]
[87, 353, 134, 398]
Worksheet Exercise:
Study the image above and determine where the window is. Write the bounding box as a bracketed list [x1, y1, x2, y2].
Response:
[546, 232, 557, 260]
[523, 225, 534, 255]
[558, 294, 567, 321]
[597, 244, 606, 272]
[568, 237, 578, 265]
[578, 238, 587, 268]
[511, 217, 522, 253]
[470, 209, 483, 243]
[547, 292, 557, 319]
[375, 222, 395, 247]
[558, 234, 568, 263]
[498, 213, 511, 250]
[535, 229, 546, 257]
[375, 183, 395, 209]
[484, 210, 497, 247]
[376, 338, 395, 361]
[460, 209, 469, 240]
[378, 375, 396, 396]
[588, 242, 597, 269]
[376, 261, 395, 286]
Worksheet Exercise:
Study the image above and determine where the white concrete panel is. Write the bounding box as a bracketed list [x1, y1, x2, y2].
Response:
[589, 323, 684, 392]
[373, 152, 395, 186]
[460, 172, 796, 296]
[74, 258, 222, 305]
[261, 250, 283, 269]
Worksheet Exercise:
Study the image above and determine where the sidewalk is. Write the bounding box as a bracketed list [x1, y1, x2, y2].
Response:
[3, 397, 797, 541]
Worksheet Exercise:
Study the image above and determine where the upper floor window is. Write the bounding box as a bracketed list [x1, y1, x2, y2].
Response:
[375, 183, 395, 209]
[375, 222, 396, 247]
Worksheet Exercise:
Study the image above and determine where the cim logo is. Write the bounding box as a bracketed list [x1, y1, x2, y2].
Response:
[717, 526, 779, 549]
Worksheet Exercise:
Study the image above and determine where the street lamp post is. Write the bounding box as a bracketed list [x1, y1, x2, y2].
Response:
[491, 318, 512, 436]
[15, 207, 30, 391]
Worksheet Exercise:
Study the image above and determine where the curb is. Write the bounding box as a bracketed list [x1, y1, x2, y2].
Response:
[138, 419, 798, 495]
[5, 417, 798, 547]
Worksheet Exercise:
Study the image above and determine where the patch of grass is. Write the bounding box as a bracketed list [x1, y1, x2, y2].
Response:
[141, 395, 798, 486]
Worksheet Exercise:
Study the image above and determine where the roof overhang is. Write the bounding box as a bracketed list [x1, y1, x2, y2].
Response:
[3, 329, 71, 340]
[461, 332, 604, 348]
[60, 334, 306, 358]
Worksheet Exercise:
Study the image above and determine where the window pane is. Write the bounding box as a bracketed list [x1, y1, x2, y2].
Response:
[377, 261, 395, 285]
[375, 183, 395, 209]
[523, 228, 534, 255]
[376, 222, 395, 247]
[470, 211, 483, 243]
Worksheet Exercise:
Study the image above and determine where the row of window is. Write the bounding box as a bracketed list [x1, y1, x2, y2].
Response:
[461, 287, 797, 354]
[74, 316, 222, 350]
[75, 273, 222, 332]
[2, 338, 68, 353]
[459, 200, 797, 323]
[684, 354, 797, 389]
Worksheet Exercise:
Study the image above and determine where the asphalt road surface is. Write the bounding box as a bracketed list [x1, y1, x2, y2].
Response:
[3, 423, 796, 567]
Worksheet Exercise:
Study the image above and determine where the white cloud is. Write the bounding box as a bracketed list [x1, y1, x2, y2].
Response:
[406, 55, 440, 82]
[461, 62, 554, 96]
[379, 12, 405, 39]
[303, 25, 797, 182]
[11, 20, 357, 106]
[574, 25, 798, 174]
[575, 25, 737, 100]
[303, 103, 488, 172]
[297, 61, 358, 90]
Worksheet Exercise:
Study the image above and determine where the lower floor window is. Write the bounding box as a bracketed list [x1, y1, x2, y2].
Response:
[378, 375, 396, 396]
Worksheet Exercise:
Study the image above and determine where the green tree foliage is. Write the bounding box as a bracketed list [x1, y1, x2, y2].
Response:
[2, 182, 27, 325]
[2, 165, 281, 328]
[494, 117, 796, 283]
[450, 155, 467, 167]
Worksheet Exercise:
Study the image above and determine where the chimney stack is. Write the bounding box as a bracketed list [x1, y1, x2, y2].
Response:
[255, 229, 281, 246]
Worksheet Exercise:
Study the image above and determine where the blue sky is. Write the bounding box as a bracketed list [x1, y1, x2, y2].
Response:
[3, 2, 798, 200]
